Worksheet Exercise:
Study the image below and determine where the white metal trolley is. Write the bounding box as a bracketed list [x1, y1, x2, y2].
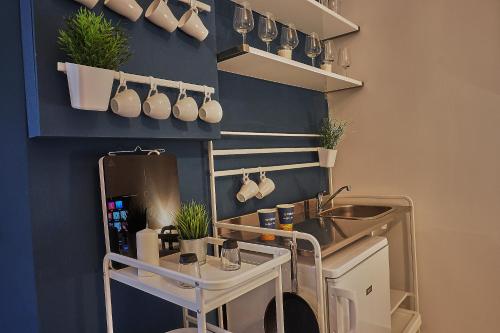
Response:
[103, 237, 290, 333]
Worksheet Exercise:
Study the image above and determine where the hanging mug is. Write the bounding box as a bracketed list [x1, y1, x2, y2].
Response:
[236, 171, 259, 202]
[104, 0, 143, 22]
[256, 170, 275, 199]
[110, 74, 141, 118]
[143, 77, 171, 120]
[173, 83, 198, 122]
[178, 5, 209, 41]
[199, 88, 223, 124]
[145, 0, 179, 33]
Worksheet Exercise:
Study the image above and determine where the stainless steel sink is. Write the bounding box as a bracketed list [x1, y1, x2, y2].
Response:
[320, 205, 394, 220]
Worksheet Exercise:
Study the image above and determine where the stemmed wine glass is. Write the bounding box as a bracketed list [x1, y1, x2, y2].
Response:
[338, 47, 351, 75]
[258, 13, 278, 53]
[233, 3, 254, 45]
[322, 39, 336, 71]
[280, 24, 299, 51]
[305, 32, 322, 67]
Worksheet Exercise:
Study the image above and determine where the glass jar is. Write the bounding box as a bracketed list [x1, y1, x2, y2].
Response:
[221, 239, 241, 271]
[178, 253, 201, 288]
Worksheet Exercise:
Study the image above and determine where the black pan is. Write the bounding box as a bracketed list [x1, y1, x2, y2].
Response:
[263, 240, 319, 333]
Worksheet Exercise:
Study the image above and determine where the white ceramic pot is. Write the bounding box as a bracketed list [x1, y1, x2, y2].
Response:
[318, 148, 337, 168]
[180, 237, 207, 265]
[64, 63, 115, 111]
[105, 0, 143, 22]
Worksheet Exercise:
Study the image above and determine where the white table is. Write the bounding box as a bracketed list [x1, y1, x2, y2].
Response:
[103, 237, 290, 333]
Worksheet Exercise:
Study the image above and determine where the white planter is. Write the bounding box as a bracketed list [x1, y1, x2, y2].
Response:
[318, 148, 337, 168]
[65, 63, 115, 111]
[180, 237, 207, 265]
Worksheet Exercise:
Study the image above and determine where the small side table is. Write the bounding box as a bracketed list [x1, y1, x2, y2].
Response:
[103, 237, 290, 333]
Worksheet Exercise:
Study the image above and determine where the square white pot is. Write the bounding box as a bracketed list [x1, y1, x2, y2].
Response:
[65, 63, 115, 111]
[318, 148, 337, 168]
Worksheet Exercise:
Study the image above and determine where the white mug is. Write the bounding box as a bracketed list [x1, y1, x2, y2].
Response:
[277, 48, 292, 59]
[173, 88, 198, 122]
[256, 172, 275, 199]
[178, 7, 209, 41]
[143, 83, 171, 120]
[74, 0, 99, 9]
[236, 172, 259, 203]
[105, 0, 143, 22]
[199, 92, 223, 124]
[145, 0, 179, 33]
[110, 81, 141, 118]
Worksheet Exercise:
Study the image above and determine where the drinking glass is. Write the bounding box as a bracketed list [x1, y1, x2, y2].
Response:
[258, 13, 278, 52]
[233, 4, 254, 45]
[323, 39, 336, 64]
[338, 47, 351, 75]
[280, 24, 299, 50]
[328, 0, 341, 13]
[305, 32, 322, 67]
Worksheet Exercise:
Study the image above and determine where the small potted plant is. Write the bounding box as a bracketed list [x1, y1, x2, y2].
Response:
[57, 8, 131, 111]
[173, 201, 210, 265]
[318, 117, 347, 168]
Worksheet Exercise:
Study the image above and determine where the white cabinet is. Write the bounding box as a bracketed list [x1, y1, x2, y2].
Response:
[323, 237, 392, 333]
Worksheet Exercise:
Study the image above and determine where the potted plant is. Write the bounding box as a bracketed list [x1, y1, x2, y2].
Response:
[173, 201, 210, 265]
[57, 8, 131, 111]
[318, 117, 347, 168]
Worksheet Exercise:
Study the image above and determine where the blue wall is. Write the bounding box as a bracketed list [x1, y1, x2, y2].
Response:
[3, 0, 328, 332]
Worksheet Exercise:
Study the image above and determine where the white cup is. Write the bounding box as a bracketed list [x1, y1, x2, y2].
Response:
[256, 172, 275, 199]
[199, 92, 223, 124]
[178, 7, 209, 41]
[105, 0, 143, 22]
[236, 172, 259, 203]
[277, 48, 292, 59]
[110, 81, 141, 118]
[143, 83, 171, 120]
[321, 62, 333, 72]
[145, 0, 179, 33]
[173, 88, 198, 122]
[74, 0, 99, 9]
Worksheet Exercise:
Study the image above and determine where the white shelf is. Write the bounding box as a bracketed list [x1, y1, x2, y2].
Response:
[390, 289, 410, 314]
[391, 308, 422, 333]
[232, 0, 359, 40]
[109, 253, 279, 313]
[217, 45, 363, 92]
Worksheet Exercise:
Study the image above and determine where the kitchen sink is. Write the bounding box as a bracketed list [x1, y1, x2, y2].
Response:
[320, 205, 394, 220]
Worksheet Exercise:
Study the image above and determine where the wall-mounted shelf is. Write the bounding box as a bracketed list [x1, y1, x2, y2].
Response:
[231, 0, 359, 40]
[217, 45, 363, 92]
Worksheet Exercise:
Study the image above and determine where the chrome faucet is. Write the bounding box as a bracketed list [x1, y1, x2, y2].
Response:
[317, 185, 352, 213]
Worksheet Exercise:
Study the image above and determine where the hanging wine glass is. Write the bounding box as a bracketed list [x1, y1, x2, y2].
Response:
[258, 12, 278, 53]
[305, 32, 322, 67]
[338, 47, 351, 76]
[233, 3, 254, 45]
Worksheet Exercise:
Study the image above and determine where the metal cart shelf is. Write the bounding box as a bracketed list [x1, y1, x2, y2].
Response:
[103, 237, 290, 333]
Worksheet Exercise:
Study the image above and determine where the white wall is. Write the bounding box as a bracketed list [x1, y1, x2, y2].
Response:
[329, 0, 500, 331]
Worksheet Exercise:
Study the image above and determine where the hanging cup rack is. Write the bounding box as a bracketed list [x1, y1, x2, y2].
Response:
[176, 0, 211, 12]
[57, 62, 215, 95]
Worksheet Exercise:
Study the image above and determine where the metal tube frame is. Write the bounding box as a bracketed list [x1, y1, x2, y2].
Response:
[208, 131, 328, 333]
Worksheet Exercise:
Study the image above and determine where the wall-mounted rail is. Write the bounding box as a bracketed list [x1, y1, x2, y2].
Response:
[57, 62, 215, 94]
